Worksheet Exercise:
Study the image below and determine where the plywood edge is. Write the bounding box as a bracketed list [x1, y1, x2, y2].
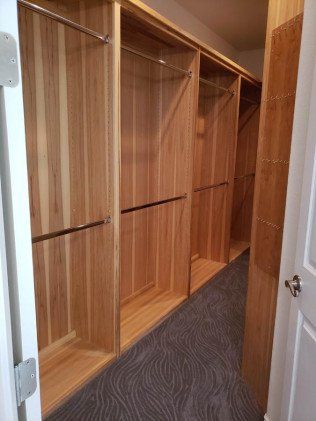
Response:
[111, 0, 122, 357]
[121, 0, 262, 85]
[224, 76, 242, 262]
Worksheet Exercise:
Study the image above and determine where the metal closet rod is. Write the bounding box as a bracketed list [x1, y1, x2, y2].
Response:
[240, 96, 259, 105]
[194, 181, 229, 193]
[18, 0, 110, 44]
[199, 77, 235, 95]
[121, 194, 187, 214]
[121, 45, 192, 78]
[32, 216, 112, 243]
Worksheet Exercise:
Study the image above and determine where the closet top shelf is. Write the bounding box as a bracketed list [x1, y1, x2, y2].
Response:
[18, 0, 110, 43]
[121, 45, 192, 78]
[122, 0, 262, 86]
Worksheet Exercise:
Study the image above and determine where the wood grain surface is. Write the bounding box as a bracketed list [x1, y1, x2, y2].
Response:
[242, 13, 303, 410]
[19, 3, 113, 238]
[121, 199, 190, 302]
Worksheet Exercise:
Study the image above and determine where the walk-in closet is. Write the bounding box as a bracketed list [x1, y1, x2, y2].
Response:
[16, 0, 262, 415]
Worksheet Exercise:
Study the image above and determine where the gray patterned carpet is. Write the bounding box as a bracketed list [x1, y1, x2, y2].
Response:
[47, 252, 263, 421]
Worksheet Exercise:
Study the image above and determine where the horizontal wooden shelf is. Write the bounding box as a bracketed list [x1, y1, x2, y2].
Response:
[121, 287, 187, 351]
[229, 240, 250, 262]
[190, 258, 226, 293]
[39, 335, 115, 416]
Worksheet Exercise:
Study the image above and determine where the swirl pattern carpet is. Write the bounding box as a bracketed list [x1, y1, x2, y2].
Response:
[47, 252, 263, 421]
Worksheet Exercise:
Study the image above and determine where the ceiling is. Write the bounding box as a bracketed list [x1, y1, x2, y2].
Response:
[174, 0, 268, 51]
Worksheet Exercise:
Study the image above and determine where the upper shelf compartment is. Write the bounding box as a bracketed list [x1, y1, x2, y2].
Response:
[121, 10, 199, 211]
[235, 79, 261, 178]
[19, 0, 113, 239]
[194, 53, 240, 190]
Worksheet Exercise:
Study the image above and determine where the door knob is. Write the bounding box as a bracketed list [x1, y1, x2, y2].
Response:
[285, 275, 302, 297]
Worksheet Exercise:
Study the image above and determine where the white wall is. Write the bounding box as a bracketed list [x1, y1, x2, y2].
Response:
[141, 0, 239, 61]
[237, 49, 264, 78]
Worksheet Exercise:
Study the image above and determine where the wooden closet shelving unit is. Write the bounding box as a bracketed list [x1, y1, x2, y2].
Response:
[229, 79, 261, 262]
[120, 9, 199, 350]
[17, 0, 261, 415]
[18, 0, 119, 414]
[190, 53, 240, 293]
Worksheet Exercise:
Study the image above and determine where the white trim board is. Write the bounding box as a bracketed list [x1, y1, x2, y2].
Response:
[0, 1, 41, 419]
[0, 162, 17, 421]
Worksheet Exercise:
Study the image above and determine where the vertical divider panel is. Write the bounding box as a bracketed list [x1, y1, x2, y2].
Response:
[185, 50, 201, 296]
[224, 76, 241, 261]
[109, 1, 121, 355]
[109, 0, 121, 357]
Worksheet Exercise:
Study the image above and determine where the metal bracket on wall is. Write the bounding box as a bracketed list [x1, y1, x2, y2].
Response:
[0, 32, 19, 87]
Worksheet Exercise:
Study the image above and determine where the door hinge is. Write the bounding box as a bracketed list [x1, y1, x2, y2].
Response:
[0, 32, 19, 87]
[14, 358, 37, 406]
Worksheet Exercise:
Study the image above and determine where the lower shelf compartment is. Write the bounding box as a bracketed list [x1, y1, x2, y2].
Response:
[39, 335, 115, 416]
[229, 240, 250, 262]
[190, 258, 226, 293]
[121, 287, 187, 351]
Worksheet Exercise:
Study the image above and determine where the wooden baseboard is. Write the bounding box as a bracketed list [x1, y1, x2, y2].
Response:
[120, 287, 187, 351]
[229, 240, 250, 262]
[39, 336, 115, 417]
[121, 282, 155, 306]
[190, 258, 226, 293]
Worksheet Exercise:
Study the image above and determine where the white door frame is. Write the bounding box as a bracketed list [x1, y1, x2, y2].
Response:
[266, 0, 316, 420]
[0, 0, 41, 419]
[0, 169, 18, 421]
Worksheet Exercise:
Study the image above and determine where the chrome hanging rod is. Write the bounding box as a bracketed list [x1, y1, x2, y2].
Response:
[194, 181, 229, 193]
[121, 45, 192, 78]
[121, 194, 187, 214]
[18, 0, 110, 44]
[199, 77, 235, 95]
[240, 96, 259, 105]
[32, 216, 111, 243]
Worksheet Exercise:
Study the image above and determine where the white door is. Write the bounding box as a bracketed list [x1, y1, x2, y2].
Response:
[0, 0, 41, 420]
[280, 1, 316, 419]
